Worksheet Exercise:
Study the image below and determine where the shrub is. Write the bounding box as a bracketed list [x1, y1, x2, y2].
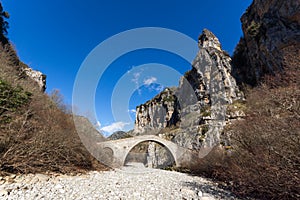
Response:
[193, 84, 300, 200]
[0, 79, 32, 117]
[200, 106, 211, 117]
[246, 20, 261, 37]
[0, 44, 108, 176]
[227, 84, 300, 199]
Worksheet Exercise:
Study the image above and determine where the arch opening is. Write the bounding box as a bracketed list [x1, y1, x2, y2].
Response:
[124, 140, 176, 169]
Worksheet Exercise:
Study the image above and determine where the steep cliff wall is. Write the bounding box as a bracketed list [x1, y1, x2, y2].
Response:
[232, 0, 300, 85]
[134, 29, 244, 150]
[134, 87, 180, 133]
[177, 29, 243, 149]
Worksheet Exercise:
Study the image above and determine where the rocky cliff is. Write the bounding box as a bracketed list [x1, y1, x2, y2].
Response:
[134, 29, 244, 151]
[1, 5, 46, 92]
[124, 0, 300, 168]
[232, 0, 300, 85]
[0, 45, 46, 92]
[134, 87, 180, 133]
[20, 62, 46, 92]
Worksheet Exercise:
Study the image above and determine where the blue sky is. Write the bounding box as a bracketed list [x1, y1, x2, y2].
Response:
[2, 0, 252, 136]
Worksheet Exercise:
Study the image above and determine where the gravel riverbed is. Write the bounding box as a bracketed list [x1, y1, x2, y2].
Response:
[0, 163, 238, 200]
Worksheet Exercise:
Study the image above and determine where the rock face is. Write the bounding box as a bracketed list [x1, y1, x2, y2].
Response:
[0, 39, 46, 92]
[146, 141, 175, 168]
[232, 0, 300, 85]
[134, 29, 243, 151]
[134, 87, 180, 134]
[22, 66, 46, 92]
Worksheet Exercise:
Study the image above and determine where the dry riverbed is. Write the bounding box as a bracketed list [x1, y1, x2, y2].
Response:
[0, 163, 239, 200]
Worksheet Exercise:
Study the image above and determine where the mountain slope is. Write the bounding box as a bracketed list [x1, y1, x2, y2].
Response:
[0, 3, 107, 175]
[193, 1, 300, 199]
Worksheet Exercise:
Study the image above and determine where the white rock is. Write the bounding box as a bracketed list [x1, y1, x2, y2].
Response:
[0, 189, 9, 196]
[54, 184, 63, 190]
[36, 174, 49, 182]
[9, 174, 16, 179]
[58, 188, 65, 194]
[198, 190, 203, 197]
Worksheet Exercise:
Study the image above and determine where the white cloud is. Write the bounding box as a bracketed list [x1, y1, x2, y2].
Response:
[131, 72, 141, 84]
[91, 121, 102, 132]
[96, 121, 101, 127]
[128, 109, 136, 114]
[153, 84, 164, 92]
[94, 121, 102, 130]
[100, 122, 130, 135]
[143, 77, 157, 86]
[131, 72, 142, 95]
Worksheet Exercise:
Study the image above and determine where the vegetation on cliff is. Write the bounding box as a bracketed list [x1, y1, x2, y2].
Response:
[192, 0, 300, 199]
[195, 79, 300, 199]
[0, 3, 107, 176]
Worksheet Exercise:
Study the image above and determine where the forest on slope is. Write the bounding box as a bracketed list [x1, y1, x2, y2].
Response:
[0, 2, 107, 176]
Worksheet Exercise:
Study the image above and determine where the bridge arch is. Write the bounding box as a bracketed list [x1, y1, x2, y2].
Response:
[97, 135, 188, 168]
[123, 139, 177, 167]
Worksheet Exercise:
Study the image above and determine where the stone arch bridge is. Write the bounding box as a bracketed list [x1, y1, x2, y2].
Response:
[97, 135, 193, 168]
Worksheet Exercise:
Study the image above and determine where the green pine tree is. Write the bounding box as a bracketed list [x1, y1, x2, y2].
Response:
[0, 2, 9, 44]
